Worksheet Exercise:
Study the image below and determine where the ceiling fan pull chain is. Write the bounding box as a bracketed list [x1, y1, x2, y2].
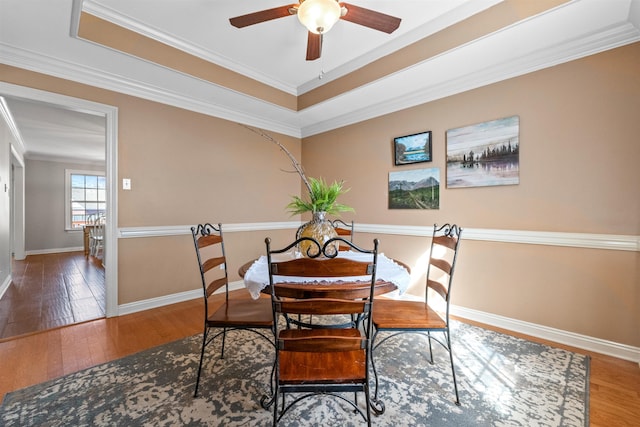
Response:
[318, 55, 325, 80]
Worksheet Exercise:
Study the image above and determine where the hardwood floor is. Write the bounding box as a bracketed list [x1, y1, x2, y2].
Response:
[0, 291, 638, 425]
[0, 252, 105, 340]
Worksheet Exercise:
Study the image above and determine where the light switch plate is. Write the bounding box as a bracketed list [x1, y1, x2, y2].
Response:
[123, 178, 131, 190]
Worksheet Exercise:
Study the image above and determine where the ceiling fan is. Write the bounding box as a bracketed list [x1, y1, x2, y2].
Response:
[229, 0, 401, 61]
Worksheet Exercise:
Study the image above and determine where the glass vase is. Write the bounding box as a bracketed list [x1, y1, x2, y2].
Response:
[296, 211, 338, 257]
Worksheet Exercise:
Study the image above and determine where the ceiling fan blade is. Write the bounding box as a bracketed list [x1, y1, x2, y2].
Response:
[339, 3, 401, 34]
[306, 32, 322, 61]
[229, 5, 296, 28]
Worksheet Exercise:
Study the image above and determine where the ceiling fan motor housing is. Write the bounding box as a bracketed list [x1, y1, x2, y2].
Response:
[297, 0, 342, 34]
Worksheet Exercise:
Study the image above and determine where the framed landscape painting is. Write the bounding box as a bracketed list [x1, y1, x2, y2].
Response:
[389, 167, 439, 209]
[446, 115, 520, 188]
[393, 130, 432, 165]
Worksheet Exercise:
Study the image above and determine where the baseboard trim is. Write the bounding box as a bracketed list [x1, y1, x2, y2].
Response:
[25, 247, 84, 256]
[452, 305, 640, 365]
[117, 282, 639, 365]
[117, 280, 246, 316]
[118, 289, 201, 316]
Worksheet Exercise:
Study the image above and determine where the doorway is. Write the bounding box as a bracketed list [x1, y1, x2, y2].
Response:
[0, 82, 118, 320]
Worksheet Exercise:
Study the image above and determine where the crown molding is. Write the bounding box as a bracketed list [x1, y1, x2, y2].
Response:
[0, 43, 302, 138]
[299, 16, 640, 136]
[3, 0, 639, 139]
[81, 1, 298, 96]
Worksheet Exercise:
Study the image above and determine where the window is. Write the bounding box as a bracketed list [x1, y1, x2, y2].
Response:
[65, 169, 105, 230]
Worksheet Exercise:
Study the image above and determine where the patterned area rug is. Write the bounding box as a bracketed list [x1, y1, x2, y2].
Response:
[0, 321, 589, 426]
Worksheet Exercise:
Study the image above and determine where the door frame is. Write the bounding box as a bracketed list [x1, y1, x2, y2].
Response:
[0, 82, 119, 317]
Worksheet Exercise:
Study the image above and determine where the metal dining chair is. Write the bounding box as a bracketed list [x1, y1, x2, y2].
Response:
[331, 219, 355, 251]
[370, 223, 463, 414]
[191, 222, 275, 397]
[264, 235, 379, 426]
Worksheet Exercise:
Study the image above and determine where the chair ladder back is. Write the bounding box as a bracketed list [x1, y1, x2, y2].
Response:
[197, 233, 223, 249]
[425, 223, 463, 303]
[278, 334, 367, 353]
[427, 278, 449, 300]
[331, 219, 354, 251]
[430, 257, 453, 275]
[205, 277, 227, 298]
[202, 255, 225, 273]
[191, 223, 229, 300]
[270, 257, 372, 278]
[272, 282, 375, 300]
[274, 298, 369, 317]
[432, 234, 458, 251]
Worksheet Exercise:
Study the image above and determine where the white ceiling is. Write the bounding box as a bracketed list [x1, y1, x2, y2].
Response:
[2, 96, 106, 164]
[82, 0, 497, 93]
[1, 0, 639, 162]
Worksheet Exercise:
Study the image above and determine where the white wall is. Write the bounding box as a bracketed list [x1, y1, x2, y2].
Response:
[25, 159, 104, 253]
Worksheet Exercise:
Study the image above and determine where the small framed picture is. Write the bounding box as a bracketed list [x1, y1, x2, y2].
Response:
[389, 167, 440, 209]
[393, 130, 432, 165]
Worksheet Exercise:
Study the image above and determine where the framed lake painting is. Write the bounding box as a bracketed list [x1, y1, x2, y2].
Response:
[389, 167, 439, 209]
[446, 115, 520, 188]
[393, 130, 432, 165]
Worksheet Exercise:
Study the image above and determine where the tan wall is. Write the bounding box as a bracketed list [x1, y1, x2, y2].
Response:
[1, 42, 638, 347]
[302, 43, 640, 347]
[1, 64, 303, 304]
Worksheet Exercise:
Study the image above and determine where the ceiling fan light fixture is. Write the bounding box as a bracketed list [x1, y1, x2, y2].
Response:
[297, 0, 341, 34]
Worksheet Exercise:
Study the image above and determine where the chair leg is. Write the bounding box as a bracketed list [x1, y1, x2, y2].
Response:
[193, 327, 208, 397]
[364, 385, 372, 427]
[369, 331, 385, 415]
[220, 328, 227, 359]
[272, 385, 280, 426]
[427, 331, 435, 364]
[445, 330, 461, 405]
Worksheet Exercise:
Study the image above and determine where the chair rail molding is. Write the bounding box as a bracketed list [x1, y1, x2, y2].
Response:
[117, 223, 639, 252]
[118, 222, 300, 239]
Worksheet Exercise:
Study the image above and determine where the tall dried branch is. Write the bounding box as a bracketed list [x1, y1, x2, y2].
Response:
[241, 125, 312, 194]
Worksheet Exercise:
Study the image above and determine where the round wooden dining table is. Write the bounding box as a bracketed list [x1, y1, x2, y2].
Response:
[238, 258, 410, 298]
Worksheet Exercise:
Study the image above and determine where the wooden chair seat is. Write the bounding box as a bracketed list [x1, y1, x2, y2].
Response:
[207, 298, 273, 327]
[372, 299, 446, 330]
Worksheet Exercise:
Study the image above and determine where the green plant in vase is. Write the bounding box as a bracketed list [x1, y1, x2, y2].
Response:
[243, 125, 354, 256]
[286, 177, 353, 216]
[288, 177, 354, 256]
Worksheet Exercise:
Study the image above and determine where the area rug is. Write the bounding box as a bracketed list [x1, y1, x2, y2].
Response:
[0, 321, 589, 426]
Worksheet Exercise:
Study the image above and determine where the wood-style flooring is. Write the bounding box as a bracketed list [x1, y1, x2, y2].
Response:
[0, 252, 105, 340]
[0, 258, 638, 425]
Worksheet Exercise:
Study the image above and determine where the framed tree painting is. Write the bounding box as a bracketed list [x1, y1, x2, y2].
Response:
[446, 115, 520, 188]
